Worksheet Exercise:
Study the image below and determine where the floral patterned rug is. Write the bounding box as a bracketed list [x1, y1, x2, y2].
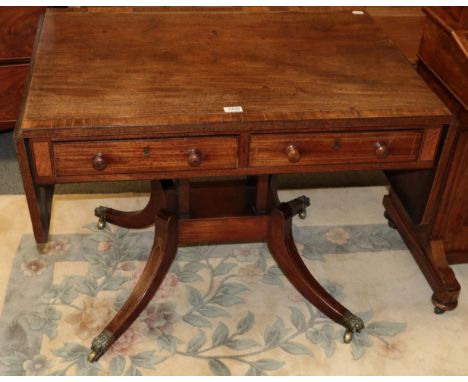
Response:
[0, 188, 467, 375]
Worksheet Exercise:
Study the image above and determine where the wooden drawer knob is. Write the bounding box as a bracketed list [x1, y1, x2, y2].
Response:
[375, 141, 389, 158]
[187, 148, 202, 167]
[92, 152, 107, 171]
[286, 144, 301, 163]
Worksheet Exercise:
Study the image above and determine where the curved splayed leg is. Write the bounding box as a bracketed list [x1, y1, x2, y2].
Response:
[88, 209, 178, 362]
[267, 197, 364, 343]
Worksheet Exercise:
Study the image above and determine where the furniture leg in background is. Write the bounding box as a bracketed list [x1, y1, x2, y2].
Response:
[384, 6, 468, 314]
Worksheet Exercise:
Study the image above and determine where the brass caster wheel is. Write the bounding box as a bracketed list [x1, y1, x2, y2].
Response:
[95, 206, 107, 230]
[342, 312, 364, 344]
[36, 243, 49, 255]
[88, 329, 114, 363]
[97, 218, 106, 230]
[286, 195, 310, 218]
[343, 330, 353, 344]
[434, 306, 446, 315]
[87, 351, 97, 363]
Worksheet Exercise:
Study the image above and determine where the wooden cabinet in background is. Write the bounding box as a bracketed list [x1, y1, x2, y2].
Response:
[0, 7, 46, 132]
[419, 7, 468, 264]
[384, 6, 468, 313]
[0, 64, 29, 131]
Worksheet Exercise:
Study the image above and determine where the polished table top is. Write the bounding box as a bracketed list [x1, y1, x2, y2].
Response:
[19, 9, 450, 137]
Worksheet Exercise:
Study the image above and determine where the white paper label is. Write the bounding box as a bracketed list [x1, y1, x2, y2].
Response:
[223, 106, 243, 113]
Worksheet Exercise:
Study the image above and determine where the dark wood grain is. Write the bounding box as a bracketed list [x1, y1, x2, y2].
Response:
[427, 58, 468, 262]
[419, 7, 468, 109]
[19, 9, 450, 136]
[255, 175, 270, 213]
[0, 64, 28, 131]
[419, 127, 442, 161]
[383, 193, 460, 312]
[415, 8, 468, 262]
[179, 216, 269, 245]
[249, 131, 424, 168]
[53, 137, 239, 176]
[384, 6, 468, 313]
[188, 179, 256, 218]
[20, 118, 451, 141]
[31, 140, 53, 178]
[15, 138, 53, 243]
[267, 199, 361, 333]
[53, 6, 429, 66]
[40, 129, 441, 183]
[385, 168, 436, 225]
[93, 180, 174, 229]
[0, 7, 45, 131]
[368, 7, 425, 65]
[0, 6, 428, 134]
[0, 7, 46, 63]
[104, 209, 178, 345]
[37, 158, 437, 186]
[437, 134, 468, 254]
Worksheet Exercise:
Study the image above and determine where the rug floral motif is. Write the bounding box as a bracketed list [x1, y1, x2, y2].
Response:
[0, 221, 407, 375]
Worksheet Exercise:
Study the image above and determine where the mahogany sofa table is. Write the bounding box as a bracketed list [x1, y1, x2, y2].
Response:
[15, 8, 454, 362]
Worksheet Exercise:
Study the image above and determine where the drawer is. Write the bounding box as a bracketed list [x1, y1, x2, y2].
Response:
[249, 131, 423, 168]
[53, 137, 239, 176]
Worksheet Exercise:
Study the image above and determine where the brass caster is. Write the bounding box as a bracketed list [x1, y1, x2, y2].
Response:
[286, 195, 310, 217]
[87, 351, 97, 363]
[434, 306, 446, 315]
[97, 218, 106, 230]
[343, 330, 353, 344]
[88, 329, 114, 363]
[95, 206, 107, 230]
[341, 311, 364, 344]
[36, 243, 49, 255]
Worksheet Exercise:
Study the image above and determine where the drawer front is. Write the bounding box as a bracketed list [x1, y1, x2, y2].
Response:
[54, 137, 238, 176]
[249, 131, 423, 167]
